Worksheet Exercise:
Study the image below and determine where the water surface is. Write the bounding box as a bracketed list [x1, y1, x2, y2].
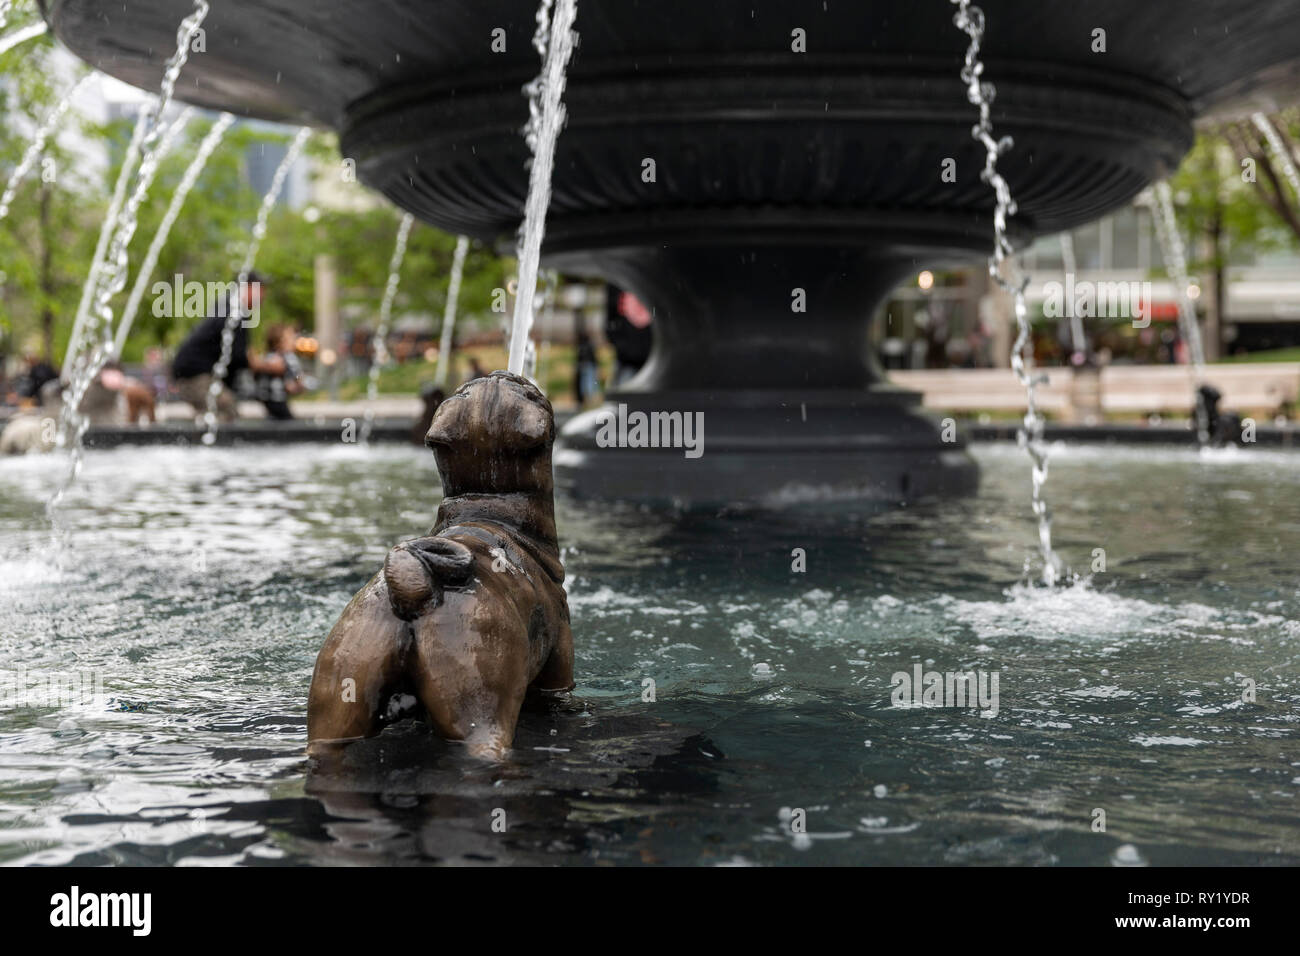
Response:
[0, 441, 1297, 865]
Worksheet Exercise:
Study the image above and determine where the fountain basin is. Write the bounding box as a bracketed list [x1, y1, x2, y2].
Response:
[3, 441, 1299, 864]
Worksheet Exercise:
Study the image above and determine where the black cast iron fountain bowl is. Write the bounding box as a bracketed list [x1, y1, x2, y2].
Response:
[44, 0, 1300, 504]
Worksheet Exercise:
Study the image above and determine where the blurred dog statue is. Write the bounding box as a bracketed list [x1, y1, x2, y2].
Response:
[308, 371, 574, 760]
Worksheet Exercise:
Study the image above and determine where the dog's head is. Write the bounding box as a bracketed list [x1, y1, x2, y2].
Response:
[425, 370, 556, 497]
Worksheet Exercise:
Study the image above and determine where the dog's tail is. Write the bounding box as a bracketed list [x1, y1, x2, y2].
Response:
[383, 536, 474, 620]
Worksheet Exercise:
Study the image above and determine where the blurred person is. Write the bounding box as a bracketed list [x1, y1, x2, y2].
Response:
[411, 383, 445, 445]
[255, 324, 305, 420]
[605, 285, 653, 386]
[574, 330, 599, 406]
[348, 327, 372, 379]
[171, 271, 281, 422]
[10, 347, 59, 408]
[466, 356, 487, 381]
[99, 362, 156, 425]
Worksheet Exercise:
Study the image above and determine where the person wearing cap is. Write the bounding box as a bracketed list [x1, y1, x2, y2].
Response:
[171, 271, 285, 421]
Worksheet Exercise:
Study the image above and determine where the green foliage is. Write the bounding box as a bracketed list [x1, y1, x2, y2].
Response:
[1166, 123, 1300, 277]
[0, 22, 100, 361]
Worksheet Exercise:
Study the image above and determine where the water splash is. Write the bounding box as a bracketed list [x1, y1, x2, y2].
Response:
[434, 235, 470, 387]
[0, 72, 94, 220]
[1251, 112, 1300, 199]
[950, 0, 1065, 587]
[115, 113, 236, 356]
[1149, 181, 1209, 444]
[0, 20, 46, 56]
[202, 125, 310, 444]
[360, 212, 416, 443]
[507, 0, 579, 376]
[46, 0, 211, 544]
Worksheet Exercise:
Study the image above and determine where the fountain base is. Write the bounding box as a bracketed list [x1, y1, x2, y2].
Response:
[556, 387, 976, 506]
[548, 242, 979, 505]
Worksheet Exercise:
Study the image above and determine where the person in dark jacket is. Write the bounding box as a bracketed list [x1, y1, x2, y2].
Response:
[10, 351, 59, 407]
[604, 284, 653, 387]
[172, 271, 281, 421]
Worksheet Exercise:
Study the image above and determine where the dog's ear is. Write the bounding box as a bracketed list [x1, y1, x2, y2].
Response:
[424, 394, 465, 448]
[503, 397, 552, 451]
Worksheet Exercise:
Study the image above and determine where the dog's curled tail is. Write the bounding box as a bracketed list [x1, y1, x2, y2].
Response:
[383, 536, 474, 620]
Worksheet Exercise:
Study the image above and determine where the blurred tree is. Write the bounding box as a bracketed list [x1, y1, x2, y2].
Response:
[0, 17, 99, 368]
[1168, 113, 1300, 360]
[1219, 108, 1300, 241]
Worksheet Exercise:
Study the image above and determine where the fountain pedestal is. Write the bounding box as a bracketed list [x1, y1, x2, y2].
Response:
[550, 242, 978, 503]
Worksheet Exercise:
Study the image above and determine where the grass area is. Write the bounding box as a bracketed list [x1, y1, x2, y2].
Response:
[1215, 347, 1300, 364]
[305, 342, 615, 408]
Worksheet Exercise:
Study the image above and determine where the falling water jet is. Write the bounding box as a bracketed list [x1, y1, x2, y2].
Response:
[1149, 181, 1210, 445]
[360, 211, 416, 444]
[114, 112, 236, 357]
[62, 106, 194, 389]
[951, 0, 1066, 587]
[45, 0, 210, 547]
[64, 107, 150, 369]
[1058, 232, 1087, 360]
[1251, 112, 1300, 198]
[506, 0, 579, 377]
[202, 125, 310, 444]
[434, 235, 470, 388]
[0, 72, 93, 221]
[0, 20, 46, 55]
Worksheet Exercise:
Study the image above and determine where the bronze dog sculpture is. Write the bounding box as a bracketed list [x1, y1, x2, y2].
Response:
[308, 371, 574, 760]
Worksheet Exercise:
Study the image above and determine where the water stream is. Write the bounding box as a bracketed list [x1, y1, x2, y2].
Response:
[1058, 232, 1087, 359]
[0, 20, 45, 56]
[434, 235, 470, 388]
[950, 0, 1065, 587]
[1251, 112, 1300, 200]
[115, 113, 237, 357]
[64, 108, 150, 368]
[1150, 181, 1210, 444]
[506, 0, 579, 376]
[61, 106, 193, 390]
[0, 72, 93, 221]
[44, 0, 210, 545]
[360, 212, 416, 443]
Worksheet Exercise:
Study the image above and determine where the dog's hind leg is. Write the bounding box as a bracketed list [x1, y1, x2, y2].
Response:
[307, 576, 410, 753]
[406, 602, 530, 760]
[533, 613, 575, 693]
